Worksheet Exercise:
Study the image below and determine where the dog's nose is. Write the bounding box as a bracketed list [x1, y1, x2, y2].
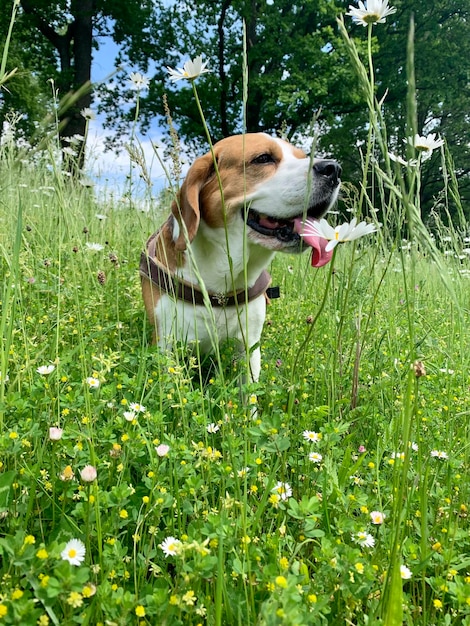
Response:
[313, 160, 342, 184]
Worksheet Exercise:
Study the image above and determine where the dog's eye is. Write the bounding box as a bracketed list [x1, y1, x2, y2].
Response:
[251, 153, 275, 165]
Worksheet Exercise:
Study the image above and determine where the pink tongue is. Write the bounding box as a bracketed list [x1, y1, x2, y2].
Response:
[294, 218, 333, 268]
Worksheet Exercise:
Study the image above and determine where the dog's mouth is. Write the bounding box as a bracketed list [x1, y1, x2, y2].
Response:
[245, 203, 333, 243]
[244, 206, 335, 267]
[245, 208, 301, 242]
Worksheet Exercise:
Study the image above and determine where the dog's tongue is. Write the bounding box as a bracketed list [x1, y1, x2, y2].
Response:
[294, 218, 333, 267]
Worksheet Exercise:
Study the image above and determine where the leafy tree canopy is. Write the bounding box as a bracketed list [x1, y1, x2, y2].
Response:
[1, 0, 469, 216]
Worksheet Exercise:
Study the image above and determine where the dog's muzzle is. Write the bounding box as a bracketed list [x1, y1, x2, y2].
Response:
[245, 159, 341, 243]
[245, 211, 300, 242]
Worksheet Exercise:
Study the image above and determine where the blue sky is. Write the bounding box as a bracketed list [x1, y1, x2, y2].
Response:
[87, 38, 170, 201]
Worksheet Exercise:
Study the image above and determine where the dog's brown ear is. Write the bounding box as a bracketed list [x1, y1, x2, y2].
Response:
[171, 151, 215, 252]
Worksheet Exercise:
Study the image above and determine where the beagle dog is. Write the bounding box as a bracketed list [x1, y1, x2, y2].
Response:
[141, 133, 341, 381]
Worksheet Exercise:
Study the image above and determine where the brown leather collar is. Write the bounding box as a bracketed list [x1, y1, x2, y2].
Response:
[140, 233, 272, 307]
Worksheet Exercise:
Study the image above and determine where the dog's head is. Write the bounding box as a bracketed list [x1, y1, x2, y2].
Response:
[171, 133, 341, 253]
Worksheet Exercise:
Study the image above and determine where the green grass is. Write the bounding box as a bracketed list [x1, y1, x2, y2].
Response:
[1, 145, 470, 626]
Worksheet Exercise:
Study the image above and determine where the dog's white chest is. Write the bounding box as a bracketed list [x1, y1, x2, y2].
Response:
[154, 294, 266, 378]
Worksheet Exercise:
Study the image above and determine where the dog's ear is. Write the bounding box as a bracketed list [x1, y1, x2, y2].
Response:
[171, 151, 216, 252]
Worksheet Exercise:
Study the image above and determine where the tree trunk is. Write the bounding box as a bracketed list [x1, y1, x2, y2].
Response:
[20, 0, 93, 173]
[245, 0, 263, 132]
[61, 0, 93, 172]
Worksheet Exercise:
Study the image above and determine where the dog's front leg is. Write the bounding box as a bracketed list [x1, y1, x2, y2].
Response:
[243, 296, 267, 384]
[249, 346, 261, 383]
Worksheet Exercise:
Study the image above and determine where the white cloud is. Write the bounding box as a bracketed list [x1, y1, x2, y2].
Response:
[85, 120, 176, 201]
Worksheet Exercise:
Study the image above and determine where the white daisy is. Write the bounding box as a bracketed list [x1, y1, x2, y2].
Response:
[85, 242, 104, 251]
[406, 133, 444, 161]
[388, 152, 417, 167]
[128, 71, 150, 91]
[370, 510, 385, 524]
[353, 531, 375, 548]
[430, 450, 448, 460]
[400, 564, 412, 579]
[271, 481, 292, 501]
[37, 365, 55, 375]
[167, 55, 210, 82]
[346, 0, 397, 26]
[61, 538, 86, 566]
[207, 423, 220, 433]
[302, 430, 322, 443]
[300, 217, 379, 252]
[86, 377, 100, 389]
[237, 467, 250, 478]
[309, 452, 323, 464]
[129, 402, 146, 413]
[69, 134, 85, 145]
[123, 411, 136, 422]
[80, 108, 96, 120]
[159, 536, 182, 557]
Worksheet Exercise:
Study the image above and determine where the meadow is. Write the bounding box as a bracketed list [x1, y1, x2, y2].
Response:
[2, 8, 470, 626]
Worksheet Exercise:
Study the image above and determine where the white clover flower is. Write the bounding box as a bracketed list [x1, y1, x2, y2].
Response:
[80, 465, 97, 482]
[406, 133, 444, 161]
[37, 365, 55, 375]
[346, 0, 397, 26]
[400, 564, 412, 580]
[85, 242, 104, 251]
[271, 481, 292, 501]
[61, 538, 86, 565]
[302, 430, 322, 443]
[128, 72, 150, 91]
[80, 108, 96, 120]
[155, 444, 170, 457]
[353, 531, 375, 548]
[301, 217, 379, 252]
[370, 510, 385, 524]
[430, 450, 448, 460]
[207, 423, 220, 433]
[49, 427, 63, 441]
[86, 377, 100, 389]
[309, 452, 323, 464]
[159, 536, 182, 557]
[129, 402, 146, 413]
[167, 55, 210, 82]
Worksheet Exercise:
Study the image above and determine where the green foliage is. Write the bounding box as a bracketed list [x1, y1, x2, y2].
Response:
[1, 130, 470, 623]
[2, 0, 469, 217]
